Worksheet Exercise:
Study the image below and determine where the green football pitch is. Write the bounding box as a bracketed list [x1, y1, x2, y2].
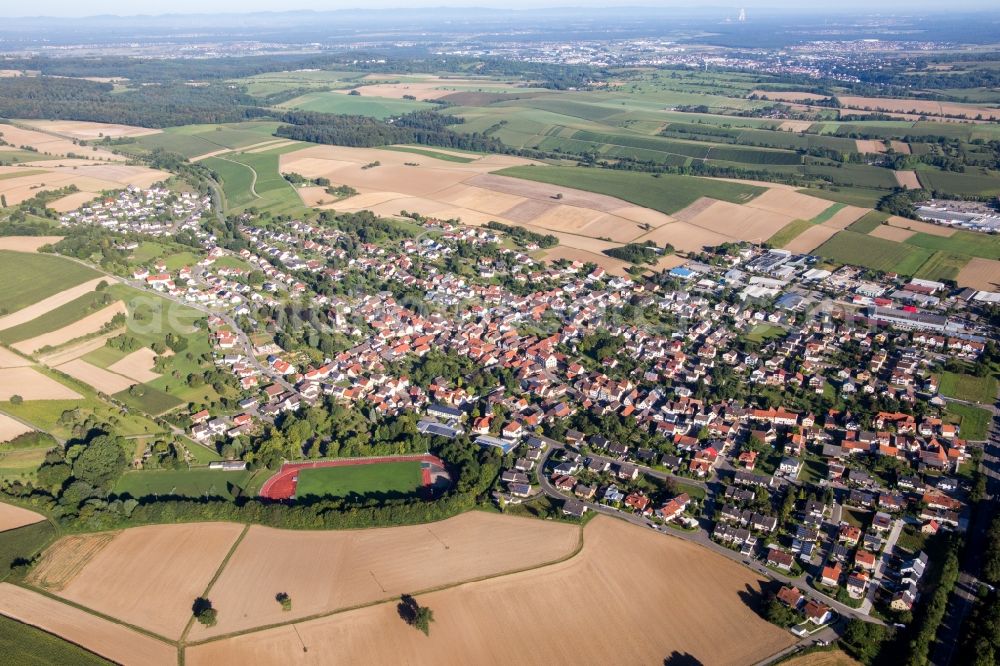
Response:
[294, 461, 424, 499]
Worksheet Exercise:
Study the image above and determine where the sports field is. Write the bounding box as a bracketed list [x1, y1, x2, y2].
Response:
[295, 460, 424, 499]
[113, 467, 263, 500]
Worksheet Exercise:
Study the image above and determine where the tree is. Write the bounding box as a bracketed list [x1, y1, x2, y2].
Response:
[398, 594, 435, 636]
[276, 592, 292, 611]
[193, 597, 217, 626]
[9, 394, 22, 405]
[72, 434, 127, 487]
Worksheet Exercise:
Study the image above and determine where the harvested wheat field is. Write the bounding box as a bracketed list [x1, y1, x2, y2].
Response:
[12, 301, 126, 355]
[46, 522, 244, 639]
[16, 119, 162, 141]
[54, 359, 135, 394]
[0, 236, 63, 252]
[188, 517, 793, 666]
[36, 332, 121, 367]
[0, 501, 44, 532]
[745, 189, 833, 221]
[0, 125, 123, 161]
[657, 198, 793, 248]
[886, 216, 955, 237]
[837, 95, 1000, 121]
[777, 120, 815, 132]
[541, 246, 632, 276]
[895, 170, 922, 189]
[107, 347, 161, 383]
[0, 346, 30, 368]
[189, 512, 579, 639]
[784, 225, 841, 253]
[49, 191, 99, 213]
[0, 163, 167, 206]
[0, 367, 81, 400]
[0, 584, 176, 666]
[870, 225, 916, 242]
[282, 146, 670, 244]
[821, 205, 869, 230]
[636, 220, 737, 253]
[28, 533, 118, 590]
[782, 649, 861, 666]
[0, 414, 32, 443]
[957, 257, 1000, 291]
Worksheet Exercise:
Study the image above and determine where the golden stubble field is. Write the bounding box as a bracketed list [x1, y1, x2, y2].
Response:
[31, 522, 245, 639]
[0, 583, 177, 666]
[0, 501, 44, 532]
[188, 517, 794, 666]
[0, 161, 168, 206]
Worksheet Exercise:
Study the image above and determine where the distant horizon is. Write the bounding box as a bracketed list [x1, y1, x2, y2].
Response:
[3, 2, 1000, 19]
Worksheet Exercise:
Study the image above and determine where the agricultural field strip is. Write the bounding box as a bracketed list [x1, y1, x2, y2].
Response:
[0, 583, 178, 664]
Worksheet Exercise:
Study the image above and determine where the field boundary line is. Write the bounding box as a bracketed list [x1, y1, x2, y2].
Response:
[179, 523, 250, 644]
[10, 580, 179, 646]
[183, 516, 586, 646]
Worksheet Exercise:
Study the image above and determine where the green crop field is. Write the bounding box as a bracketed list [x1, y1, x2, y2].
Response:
[845, 210, 889, 233]
[0, 614, 111, 666]
[295, 461, 424, 499]
[133, 122, 282, 158]
[796, 186, 885, 208]
[768, 219, 813, 248]
[113, 468, 262, 500]
[939, 371, 998, 403]
[0, 291, 112, 344]
[205, 145, 309, 216]
[945, 402, 992, 441]
[914, 251, 970, 282]
[495, 165, 764, 214]
[810, 202, 847, 224]
[904, 230, 1000, 261]
[113, 386, 184, 416]
[813, 231, 933, 274]
[0, 251, 100, 315]
[0, 518, 55, 580]
[916, 169, 1000, 197]
[281, 92, 435, 118]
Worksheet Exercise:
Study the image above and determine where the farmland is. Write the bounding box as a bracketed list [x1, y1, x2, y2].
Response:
[0, 252, 100, 316]
[495, 165, 765, 214]
[0, 613, 112, 666]
[813, 231, 934, 275]
[295, 460, 424, 499]
[187, 516, 793, 665]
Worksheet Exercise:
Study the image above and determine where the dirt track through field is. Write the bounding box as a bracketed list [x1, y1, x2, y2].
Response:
[187, 516, 794, 666]
[0, 583, 177, 666]
[12, 301, 126, 355]
[0, 501, 44, 532]
[0, 277, 110, 332]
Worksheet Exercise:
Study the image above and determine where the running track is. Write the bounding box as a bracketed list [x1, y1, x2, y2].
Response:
[259, 454, 447, 500]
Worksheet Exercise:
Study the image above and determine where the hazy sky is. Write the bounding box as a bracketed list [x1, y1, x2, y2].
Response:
[5, 0, 999, 18]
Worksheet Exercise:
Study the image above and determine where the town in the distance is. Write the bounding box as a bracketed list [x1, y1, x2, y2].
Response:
[0, 4, 998, 666]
